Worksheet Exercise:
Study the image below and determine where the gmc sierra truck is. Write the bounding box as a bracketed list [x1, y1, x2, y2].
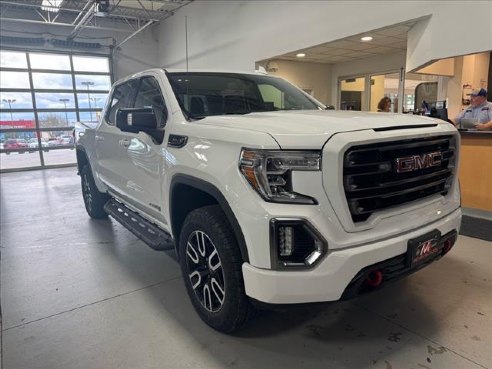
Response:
[76, 69, 461, 333]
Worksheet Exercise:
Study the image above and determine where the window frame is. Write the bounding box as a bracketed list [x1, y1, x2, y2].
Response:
[0, 48, 113, 172]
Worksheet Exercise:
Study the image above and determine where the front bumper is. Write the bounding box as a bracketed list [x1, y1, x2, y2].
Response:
[242, 208, 462, 304]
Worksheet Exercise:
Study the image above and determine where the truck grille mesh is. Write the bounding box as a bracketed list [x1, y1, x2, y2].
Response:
[343, 135, 456, 222]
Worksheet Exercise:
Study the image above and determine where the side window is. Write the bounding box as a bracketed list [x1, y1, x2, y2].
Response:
[106, 81, 135, 125]
[134, 77, 168, 128]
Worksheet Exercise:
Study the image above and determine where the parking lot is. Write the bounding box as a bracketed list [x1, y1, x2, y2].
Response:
[0, 148, 76, 170]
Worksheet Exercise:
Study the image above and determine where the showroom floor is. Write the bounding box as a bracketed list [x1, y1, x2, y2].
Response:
[1, 168, 491, 369]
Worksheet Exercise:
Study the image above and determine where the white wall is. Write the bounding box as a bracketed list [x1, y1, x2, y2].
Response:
[256, 60, 332, 105]
[157, 1, 492, 74]
[111, 27, 160, 80]
[406, 2, 492, 72]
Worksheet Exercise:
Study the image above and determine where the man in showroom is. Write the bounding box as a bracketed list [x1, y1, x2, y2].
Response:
[455, 88, 492, 130]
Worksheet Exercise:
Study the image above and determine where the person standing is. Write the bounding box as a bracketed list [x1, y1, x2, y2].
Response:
[377, 97, 392, 112]
[454, 88, 492, 130]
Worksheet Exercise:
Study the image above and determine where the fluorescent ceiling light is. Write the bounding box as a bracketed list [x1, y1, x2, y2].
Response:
[42, 0, 63, 13]
[361, 36, 373, 42]
[296, 53, 306, 58]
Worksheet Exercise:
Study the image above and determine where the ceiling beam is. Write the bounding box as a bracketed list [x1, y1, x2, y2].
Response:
[68, 1, 97, 40]
[115, 19, 154, 49]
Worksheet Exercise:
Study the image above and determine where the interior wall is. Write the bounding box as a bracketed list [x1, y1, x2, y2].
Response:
[406, 2, 492, 72]
[157, 1, 492, 74]
[256, 60, 332, 105]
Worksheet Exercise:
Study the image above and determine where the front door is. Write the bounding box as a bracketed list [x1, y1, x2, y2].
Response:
[95, 79, 137, 196]
[120, 75, 168, 224]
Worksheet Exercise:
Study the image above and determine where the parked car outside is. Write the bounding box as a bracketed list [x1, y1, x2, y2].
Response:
[4, 139, 28, 154]
[58, 135, 74, 146]
[47, 138, 60, 147]
[28, 138, 49, 151]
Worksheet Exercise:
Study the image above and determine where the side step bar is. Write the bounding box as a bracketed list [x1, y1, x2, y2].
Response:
[104, 199, 174, 251]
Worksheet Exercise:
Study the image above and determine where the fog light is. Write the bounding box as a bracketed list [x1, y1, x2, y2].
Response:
[279, 226, 294, 256]
[270, 219, 327, 269]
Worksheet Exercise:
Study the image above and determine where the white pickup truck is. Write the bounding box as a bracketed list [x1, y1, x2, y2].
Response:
[76, 69, 461, 332]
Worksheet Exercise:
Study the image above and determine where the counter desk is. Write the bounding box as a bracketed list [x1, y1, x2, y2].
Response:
[458, 130, 492, 212]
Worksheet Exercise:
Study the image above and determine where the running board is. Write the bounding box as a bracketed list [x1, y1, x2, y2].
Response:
[104, 199, 174, 251]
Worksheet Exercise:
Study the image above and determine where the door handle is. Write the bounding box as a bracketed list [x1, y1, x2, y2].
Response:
[95, 135, 104, 142]
[119, 138, 130, 148]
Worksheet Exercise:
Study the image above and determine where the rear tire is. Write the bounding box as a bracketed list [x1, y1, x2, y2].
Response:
[179, 205, 256, 333]
[80, 164, 109, 219]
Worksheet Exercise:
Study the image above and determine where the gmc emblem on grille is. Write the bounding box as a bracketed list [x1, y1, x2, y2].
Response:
[395, 152, 442, 173]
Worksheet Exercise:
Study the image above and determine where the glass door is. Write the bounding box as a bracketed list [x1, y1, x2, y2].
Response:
[369, 72, 400, 113]
[339, 77, 365, 111]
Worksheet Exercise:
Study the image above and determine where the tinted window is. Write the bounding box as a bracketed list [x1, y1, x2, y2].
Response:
[106, 81, 135, 125]
[134, 77, 167, 127]
[167, 72, 322, 119]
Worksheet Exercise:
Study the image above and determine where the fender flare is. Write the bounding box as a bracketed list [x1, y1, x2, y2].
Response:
[170, 174, 249, 263]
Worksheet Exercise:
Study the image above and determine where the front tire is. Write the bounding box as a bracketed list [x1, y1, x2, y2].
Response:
[179, 205, 256, 333]
[80, 164, 109, 219]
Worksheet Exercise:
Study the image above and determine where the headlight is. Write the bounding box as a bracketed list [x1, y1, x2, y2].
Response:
[239, 148, 321, 204]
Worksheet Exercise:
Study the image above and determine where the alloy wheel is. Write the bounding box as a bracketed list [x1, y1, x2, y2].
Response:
[186, 230, 226, 312]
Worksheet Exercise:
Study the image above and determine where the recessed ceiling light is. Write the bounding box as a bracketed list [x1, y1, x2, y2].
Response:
[296, 53, 306, 58]
[361, 36, 373, 42]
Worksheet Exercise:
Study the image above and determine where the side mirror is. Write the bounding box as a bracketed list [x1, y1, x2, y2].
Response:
[115, 108, 163, 143]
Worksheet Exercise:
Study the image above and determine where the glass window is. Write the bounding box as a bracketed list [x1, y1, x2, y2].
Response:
[369, 72, 399, 113]
[1, 51, 111, 171]
[79, 111, 103, 123]
[167, 72, 321, 118]
[0, 131, 42, 170]
[35, 93, 75, 109]
[134, 77, 167, 127]
[340, 77, 365, 111]
[0, 71, 30, 89]
[29, 53, 71, 70]
[77, 93, 108, 109]
[75, 74, 111, 91]
[404, 73, 439, 113]
[0, 51, 28, 69]
[106, 82, 135, 125]
[258, 85, 283, 109]
[0, 92, 33, 109]
[73, 56, 110, 73]
[0, 112, 36, 127]
[38, 112, 77, 128]
[32, 73, 73, 90]
[42, 135, 76, 166]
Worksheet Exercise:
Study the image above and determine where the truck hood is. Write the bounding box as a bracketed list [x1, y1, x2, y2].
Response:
[196, 110, 441, 149]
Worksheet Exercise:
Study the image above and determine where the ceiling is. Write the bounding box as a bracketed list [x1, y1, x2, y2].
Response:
[0, 0, 193, 36]
[276, 20, 418, 64]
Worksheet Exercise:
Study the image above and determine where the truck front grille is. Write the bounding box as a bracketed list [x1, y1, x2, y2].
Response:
[343, 135, 456, 223]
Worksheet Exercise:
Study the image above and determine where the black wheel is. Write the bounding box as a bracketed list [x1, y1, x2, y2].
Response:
[179, 205, 256, 333]
[80, 164, 109, 219]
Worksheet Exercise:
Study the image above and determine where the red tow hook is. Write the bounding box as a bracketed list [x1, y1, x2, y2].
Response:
[366, 270, 383, 287]
[442, 238, 455, 255]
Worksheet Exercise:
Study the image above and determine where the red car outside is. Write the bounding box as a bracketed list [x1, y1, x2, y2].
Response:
[4, 139, 28, 154]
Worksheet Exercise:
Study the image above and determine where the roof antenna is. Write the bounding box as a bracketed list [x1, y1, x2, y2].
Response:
[185, 16, 189, 72]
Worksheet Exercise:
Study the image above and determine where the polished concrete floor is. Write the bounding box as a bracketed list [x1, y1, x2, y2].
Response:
[1, 167, 491, 369]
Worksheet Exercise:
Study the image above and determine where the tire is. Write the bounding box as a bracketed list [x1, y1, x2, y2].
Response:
[80, 164, 109, 219]
[179, 205, 256, 333]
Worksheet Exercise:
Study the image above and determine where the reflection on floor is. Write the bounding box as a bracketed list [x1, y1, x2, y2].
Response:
[1, 168, 491, 369]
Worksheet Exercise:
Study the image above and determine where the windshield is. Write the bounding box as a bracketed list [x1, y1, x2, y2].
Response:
[167, 72, 323, 119]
